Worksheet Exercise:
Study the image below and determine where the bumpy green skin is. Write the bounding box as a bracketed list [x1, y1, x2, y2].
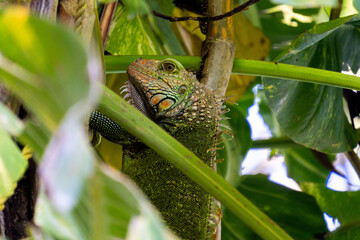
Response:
[90, 58, 219, 239]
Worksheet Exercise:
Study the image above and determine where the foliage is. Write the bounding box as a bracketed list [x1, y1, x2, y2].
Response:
[1, 0, 360, 239]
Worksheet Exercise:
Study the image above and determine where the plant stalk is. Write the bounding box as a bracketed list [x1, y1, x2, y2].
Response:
[105, 55, 360, 91]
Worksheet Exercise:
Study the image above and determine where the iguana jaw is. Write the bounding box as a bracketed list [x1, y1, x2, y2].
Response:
[121, 79, 156, 120]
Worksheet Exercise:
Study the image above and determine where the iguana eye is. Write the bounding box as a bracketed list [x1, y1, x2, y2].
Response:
[162, 62, 177, 73]
[179, 85, 187, 95]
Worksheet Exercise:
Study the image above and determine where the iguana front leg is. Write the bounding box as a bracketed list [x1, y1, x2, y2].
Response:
[89, 110, 134, 145]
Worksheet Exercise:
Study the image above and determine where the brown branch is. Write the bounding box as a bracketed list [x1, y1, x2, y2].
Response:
[152, 0, 262, 22]
[100, 2, 118, 49]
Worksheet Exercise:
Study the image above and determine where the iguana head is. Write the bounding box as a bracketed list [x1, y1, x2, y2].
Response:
[125, 58, 199, 120]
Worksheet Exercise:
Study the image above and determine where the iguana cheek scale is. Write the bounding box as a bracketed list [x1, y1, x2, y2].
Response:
[90, 58, 222, 239]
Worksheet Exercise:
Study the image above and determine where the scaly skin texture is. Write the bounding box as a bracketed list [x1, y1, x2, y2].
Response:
[90, 58, 220, 239]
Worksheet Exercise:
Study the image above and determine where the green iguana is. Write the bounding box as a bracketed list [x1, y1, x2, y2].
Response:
[90, 58, 223, 239]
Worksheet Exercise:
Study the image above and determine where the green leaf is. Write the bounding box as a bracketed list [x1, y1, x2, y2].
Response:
[36, 165, 178, 240]
[222, 174, 327, 240]
[263, 15, 359, 154]
[121, 0, 151, 17]
[285, 148, 333, 185]
[0, 102, 24, 136]
[353, 0, 360, 13]
[328, 225, 360, 239]
[0, 8, 102, 212]
[301, 182, 360, 239]
[0, 8, 91, 132]
[144, 0, 185, 55]
[106, 5, 163, 55]
[301, 183, 360, 226]
[0, 129, 28, 210]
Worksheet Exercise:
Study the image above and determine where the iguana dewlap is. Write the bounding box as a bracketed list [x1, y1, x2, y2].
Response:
[90, 58, 221, 239]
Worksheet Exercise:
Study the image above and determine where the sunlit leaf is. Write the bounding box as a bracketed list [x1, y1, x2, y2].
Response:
[0, 7, 91, 131]
[0, 102, 23, 136]
[0, 129, 28, 210]
[263, 15, 358, 153]
[0, 7, 102, 213]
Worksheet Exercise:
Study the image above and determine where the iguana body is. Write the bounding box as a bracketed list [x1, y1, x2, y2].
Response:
[90, 58, 220, 239]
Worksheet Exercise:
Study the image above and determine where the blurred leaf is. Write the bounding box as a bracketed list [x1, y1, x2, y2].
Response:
[258, 0, 318, 58]
[39, 105, 96, 212]
[36, 164, 178, 240]
[18, 121, 51, 161]
[284, 148, 333, 185]
[0, 7, 91, 132]
[222, 174, 327, 240]
[0, 102, 24, 136]
[0, 7, 102, 212]
[106, 5, 163, 55]
[270, 0, 337, 8]
[0, 129, 28, 210]
[354, 0, 360, 13]
[263, 15, 358, 154]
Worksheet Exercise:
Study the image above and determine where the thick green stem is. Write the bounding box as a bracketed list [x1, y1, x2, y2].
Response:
[97, 85, 293, 240]
[105, 55, 360, 91]
[252, 137, 303, 149]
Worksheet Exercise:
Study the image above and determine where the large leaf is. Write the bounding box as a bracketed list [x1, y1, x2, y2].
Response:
[0, 7, 91, 131]
[301, 182, 360, 239]
[36, 165, 178, 240]
[263, 15, 358, 153]
[222, 174, 327, 239]
[0, 7, 101, 212]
